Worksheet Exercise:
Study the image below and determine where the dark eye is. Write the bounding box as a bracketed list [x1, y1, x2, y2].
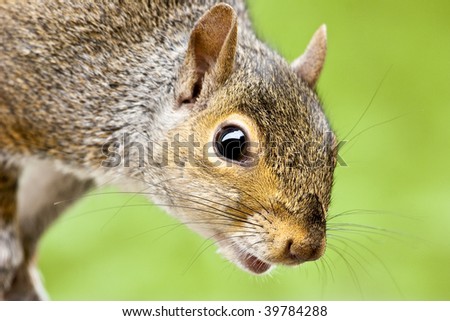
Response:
[214, 126, 248, 162]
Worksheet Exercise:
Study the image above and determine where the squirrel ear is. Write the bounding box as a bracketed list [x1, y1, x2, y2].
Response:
[291, 25, 327, 88]
[176, 3, 238, 106]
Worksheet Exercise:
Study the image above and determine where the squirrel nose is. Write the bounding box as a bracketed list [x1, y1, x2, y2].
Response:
[284, 238, 324, 263]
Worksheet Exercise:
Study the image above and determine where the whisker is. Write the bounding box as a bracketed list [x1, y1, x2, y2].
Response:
[145, 221, 185, 245]
[342, 112, 414, 155]
[57, 180, 265, 229]
[53, 175, 183, 206]
[100, 185, 152, 230]
[327, 233, 404, 297]
[78, 180, 261, 227]
[183, 233, 264, 274]
[54, 172, 272, 231]
[327, 236, 371, 277]
[313, 261, 322, 286]
[318, 252, 336, 296]
[155, 186, 259, 224]
[327, 222, 402, 236]
[320, 254, 335, 283]
[227, 184, 273, 224]
[327, 209, 365, 220]
[327, 244, 364, 298]
[341, 65, 392, 142]
[326, 227, 402, 241]
[187, 181, 261, 215]
[124, 221, 186, 241]
[63, 202, 260, 229]
[327, 208, 414, 222]
[125, 219, 265, 242]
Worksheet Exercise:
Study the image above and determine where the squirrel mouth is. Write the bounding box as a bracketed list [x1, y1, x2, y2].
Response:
[217, 241, 272, 274]
[237, 251, 272, 274]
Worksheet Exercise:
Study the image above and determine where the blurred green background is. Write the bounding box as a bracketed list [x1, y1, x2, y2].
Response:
[38, 0, 450, 300]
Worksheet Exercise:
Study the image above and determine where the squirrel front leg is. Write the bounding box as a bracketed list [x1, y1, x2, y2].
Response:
[0, 161, 23, 300]
[3, 160, 94, 300]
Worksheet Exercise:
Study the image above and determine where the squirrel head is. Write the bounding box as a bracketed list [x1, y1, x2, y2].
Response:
[158, 4, 336, 274]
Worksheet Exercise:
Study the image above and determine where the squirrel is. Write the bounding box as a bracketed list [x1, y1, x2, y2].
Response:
[0, 0, 337, 300]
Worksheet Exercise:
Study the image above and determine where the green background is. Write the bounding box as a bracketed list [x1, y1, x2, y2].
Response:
[38, 0, 450, 300]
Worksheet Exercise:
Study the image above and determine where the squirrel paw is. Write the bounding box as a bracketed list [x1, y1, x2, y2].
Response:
[0, 225, 24, 297]
[3, 262, 46, 301]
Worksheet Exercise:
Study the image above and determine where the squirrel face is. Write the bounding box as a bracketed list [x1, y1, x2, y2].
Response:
[156, 4, 337, 274]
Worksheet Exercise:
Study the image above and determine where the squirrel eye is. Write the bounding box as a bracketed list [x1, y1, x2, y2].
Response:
[214, 126, 248, 163]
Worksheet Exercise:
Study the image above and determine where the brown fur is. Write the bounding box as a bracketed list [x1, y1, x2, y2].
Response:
[0, 0, 336, 299]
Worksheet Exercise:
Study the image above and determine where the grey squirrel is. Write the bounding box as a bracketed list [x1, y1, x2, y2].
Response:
[0, 0, 337, 300]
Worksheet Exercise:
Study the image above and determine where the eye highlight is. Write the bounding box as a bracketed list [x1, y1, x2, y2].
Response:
[214, 126, 248, 163]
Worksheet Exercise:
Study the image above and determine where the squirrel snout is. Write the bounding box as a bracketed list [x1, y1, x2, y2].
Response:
[284, 237, 325, 263]
[264, 202, 327, 266]
[267, 195, 326, 265]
